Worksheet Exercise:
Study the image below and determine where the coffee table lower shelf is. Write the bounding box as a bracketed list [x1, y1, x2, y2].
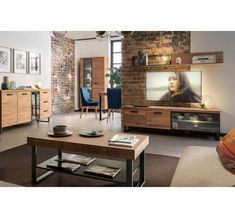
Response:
[32, 150, 145, 187]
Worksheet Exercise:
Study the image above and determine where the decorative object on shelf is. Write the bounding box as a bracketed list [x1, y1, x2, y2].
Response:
[13, 49, 27, 74]
[201, 95, 216, 109]
[192, 55, 216, 64]
[29, 52, 41, 75]
[1, 76, 9, 90]
[0, 46, 11, 73]
[34, 79, 42, 89]
[9, 80, 16, 89]
[175, 56, 182, 64]
[137, 51, 148, 66]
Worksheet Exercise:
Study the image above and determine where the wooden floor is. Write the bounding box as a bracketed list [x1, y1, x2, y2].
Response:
[0, 112, 217, 157]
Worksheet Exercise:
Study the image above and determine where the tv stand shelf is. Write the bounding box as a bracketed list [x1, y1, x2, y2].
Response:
[122, 105, 220, 140]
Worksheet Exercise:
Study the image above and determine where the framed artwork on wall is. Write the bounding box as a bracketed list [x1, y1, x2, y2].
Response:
[29, 52, 41, 75]
[13, 49, 27, 74]
[0, 46, 11, 73]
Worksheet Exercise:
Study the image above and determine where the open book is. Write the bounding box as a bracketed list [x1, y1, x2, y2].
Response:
[108, 134, 139, 147]
[55, 153, 96, 166]
[84, 164, 121, 178]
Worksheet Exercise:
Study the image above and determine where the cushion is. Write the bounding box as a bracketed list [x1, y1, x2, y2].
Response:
[216, 141, 235, 174]
[216, 128, 235, 174]
[221, 128, 235, 154]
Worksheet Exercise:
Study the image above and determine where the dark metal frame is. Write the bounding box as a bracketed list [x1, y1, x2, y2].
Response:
[31, 145, 145, 187]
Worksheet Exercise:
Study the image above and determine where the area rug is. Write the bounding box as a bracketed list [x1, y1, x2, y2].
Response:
[0, 145, 179, 187]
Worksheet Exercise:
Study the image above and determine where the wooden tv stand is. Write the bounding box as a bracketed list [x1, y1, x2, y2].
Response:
[122, 105, 220, 140]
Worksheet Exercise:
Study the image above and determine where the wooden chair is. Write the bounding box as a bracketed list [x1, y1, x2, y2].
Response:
[106, 88, 121, 123]
[80, 87, 99, 119]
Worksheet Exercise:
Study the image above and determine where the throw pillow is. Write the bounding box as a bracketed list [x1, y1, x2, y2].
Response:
[221, 128, 235, 155]
[217, 141, 235, 174]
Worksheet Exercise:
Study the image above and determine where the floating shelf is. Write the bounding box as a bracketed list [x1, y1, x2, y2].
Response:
[132, 51, 224, 70]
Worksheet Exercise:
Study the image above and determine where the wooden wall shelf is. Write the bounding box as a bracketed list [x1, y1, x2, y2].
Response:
[132, 51, 224, 70]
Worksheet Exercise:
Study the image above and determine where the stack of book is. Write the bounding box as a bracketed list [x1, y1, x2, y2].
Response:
[84, 164, 121, 178]
[108, 134, 139, 147]
[47, 161, 80, 172]
[55, 153, 96, 166]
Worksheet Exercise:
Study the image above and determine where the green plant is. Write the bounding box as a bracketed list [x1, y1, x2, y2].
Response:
[105, 67, 121, 88]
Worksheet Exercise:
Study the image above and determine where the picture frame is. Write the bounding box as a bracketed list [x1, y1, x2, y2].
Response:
[29, 52, 41, 75]
[0, 46, 12, 73]
[13, 49, 27, 74]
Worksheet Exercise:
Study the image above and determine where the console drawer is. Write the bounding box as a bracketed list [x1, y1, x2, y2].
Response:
[122, 109, 146, 127]
[146, 110, 171, 129]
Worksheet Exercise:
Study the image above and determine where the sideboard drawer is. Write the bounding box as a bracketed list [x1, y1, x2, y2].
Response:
[146, 110, 171, 129]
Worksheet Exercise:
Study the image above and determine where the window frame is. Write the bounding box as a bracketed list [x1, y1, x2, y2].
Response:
[110, 40, 122, 69]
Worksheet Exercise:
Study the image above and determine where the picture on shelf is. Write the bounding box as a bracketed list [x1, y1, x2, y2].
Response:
[13, 49, 27, 74]
[146, 71, 202, 103]
[0, 46, 11, 73]
[29, 52, 41, 75]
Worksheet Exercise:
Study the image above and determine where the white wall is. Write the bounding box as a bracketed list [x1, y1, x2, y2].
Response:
[0, 31, 51, 88]
[191, 31, 235, 133]
[74, 40, 110, 109]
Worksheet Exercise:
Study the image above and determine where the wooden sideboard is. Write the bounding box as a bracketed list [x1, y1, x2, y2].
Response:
[0, 89, 51, 132]
[122, 105, 221, 140]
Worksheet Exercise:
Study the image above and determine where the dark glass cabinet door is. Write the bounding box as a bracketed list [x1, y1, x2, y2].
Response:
[172, 112, 220, 133]
[83, 59, 92, 94]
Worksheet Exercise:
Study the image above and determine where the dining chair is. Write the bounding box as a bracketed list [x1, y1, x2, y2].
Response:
[80, 87, 99, 119]
[106, 88, 121, 123]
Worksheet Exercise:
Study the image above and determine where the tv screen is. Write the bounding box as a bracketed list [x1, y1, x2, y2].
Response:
[146, 71, 202, 103]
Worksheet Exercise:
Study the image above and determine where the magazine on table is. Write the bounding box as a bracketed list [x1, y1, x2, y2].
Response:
[84, 164, 121, 178]
[55, 153, 96, 166]
[47, 161, 80, 172]
[108, 134, 139, 147]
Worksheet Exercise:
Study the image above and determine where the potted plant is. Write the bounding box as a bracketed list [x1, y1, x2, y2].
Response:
[105, 67, 121, 88]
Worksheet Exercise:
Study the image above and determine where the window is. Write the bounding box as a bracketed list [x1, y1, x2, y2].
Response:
[110, 40, 122, 69]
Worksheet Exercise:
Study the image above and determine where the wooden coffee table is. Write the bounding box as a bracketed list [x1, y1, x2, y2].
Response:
[27, 130, 149, 187]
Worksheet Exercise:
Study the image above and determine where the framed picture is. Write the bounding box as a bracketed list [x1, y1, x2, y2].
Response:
[29, 52, 41, 75]
[13, 49, 27, 74]
[0, 46, 11, 73]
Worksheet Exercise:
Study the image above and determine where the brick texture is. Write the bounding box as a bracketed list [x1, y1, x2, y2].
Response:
[51, 33, 75, 114]
[122, 31, 191, 106]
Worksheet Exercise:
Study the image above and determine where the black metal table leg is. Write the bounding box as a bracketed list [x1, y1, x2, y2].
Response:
[126, 159, 133, 187]
[58, 149, 62, 167]
[139, 150, 145, 187]
[31, 145, 37, 184]
[99, 94, 102, 121]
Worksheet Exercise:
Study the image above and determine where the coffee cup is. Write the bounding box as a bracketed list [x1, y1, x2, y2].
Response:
[53, 125, 67, 135]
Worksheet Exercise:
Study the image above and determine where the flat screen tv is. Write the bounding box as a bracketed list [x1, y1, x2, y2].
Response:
[146, 71, 202, 103]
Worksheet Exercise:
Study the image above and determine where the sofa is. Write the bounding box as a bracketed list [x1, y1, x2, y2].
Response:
[170, 146, 235, 187]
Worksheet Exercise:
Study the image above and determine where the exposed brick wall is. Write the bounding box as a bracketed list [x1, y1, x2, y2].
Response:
[51, 33, 75, 114]
[122, 31, 191, 106]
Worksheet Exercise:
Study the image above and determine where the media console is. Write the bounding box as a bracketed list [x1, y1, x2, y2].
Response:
[122, 105, 220, 140]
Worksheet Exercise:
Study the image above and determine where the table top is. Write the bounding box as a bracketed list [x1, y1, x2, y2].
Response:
[27, 129, 149, 160]
[99, 91, 107, 96]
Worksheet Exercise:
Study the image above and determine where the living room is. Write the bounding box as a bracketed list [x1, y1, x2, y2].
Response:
[1, 1, 235, 217]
